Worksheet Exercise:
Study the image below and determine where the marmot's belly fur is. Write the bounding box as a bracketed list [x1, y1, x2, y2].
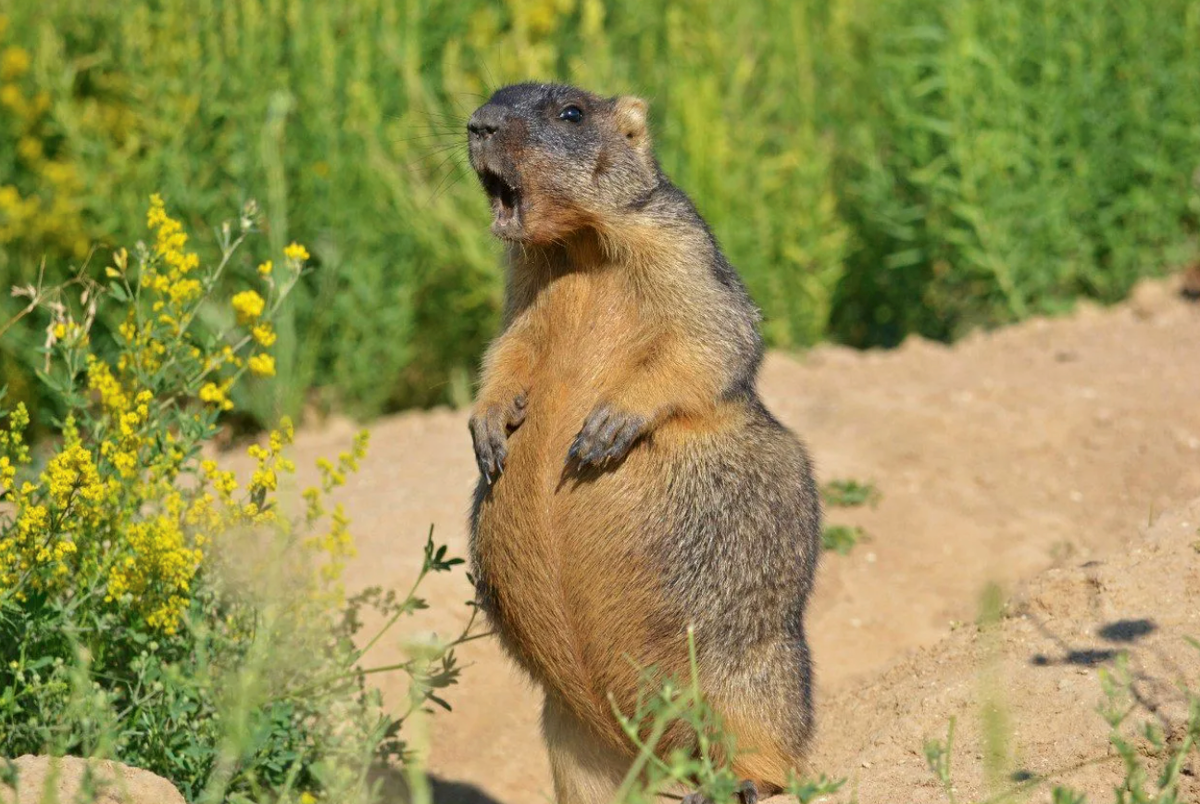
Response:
[470, 387, 819, 782]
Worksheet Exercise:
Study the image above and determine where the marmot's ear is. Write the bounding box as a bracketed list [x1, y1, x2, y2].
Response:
[614, 96, 650, 149]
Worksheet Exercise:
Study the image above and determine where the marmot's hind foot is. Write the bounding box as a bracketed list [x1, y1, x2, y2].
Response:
[681, 780, 759, 804]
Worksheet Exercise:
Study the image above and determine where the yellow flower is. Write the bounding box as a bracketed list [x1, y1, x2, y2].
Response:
[231, 289, 265, 324]
[106, 512, 202, 633]
[0, 184, 20, 211]
[268, 422, 293, 452]
[304, 503, 357, 585]
[201, 459, 239, 500]
[199, 381, 234, 411]
[15, 504, 49, 541]
[251, 467, 277, 492]
[283, 242, 310, 261]
[147, 193, 167, 228]
[315, 457, 344, 491]
[112, 450, 138, 477]
[16, 136, 42, 163]
[86, 356, 130, 412]
[247, 353, 275, 377]
[145, 194, 202, 290]
[0, 455, 15, 491]
[218, 344, 244, 369]
[0, 403, 32, 469]
[251, 323, 276, 347]
[168, 277, 201, 306]
[257, 260, 273, 276]
[1, 193, 365, 632]
[185, 493, 221, 535]
[0, 46, 30, 81]
[9, 402, 29, 430]
[302, 486, 324, 524]
[42, 442, 105, 510]
[0, 83, 23, 111]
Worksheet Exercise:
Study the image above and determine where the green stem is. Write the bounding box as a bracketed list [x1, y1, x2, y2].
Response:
[351, 524, 438, 664]
[686, 626, 718, 783]
[612, 695, 693, 801]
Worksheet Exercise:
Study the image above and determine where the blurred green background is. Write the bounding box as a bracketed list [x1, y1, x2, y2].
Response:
[1, 0, 1198, 426]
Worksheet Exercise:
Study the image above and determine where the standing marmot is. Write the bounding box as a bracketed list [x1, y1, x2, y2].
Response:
[466, 82, 821, 804]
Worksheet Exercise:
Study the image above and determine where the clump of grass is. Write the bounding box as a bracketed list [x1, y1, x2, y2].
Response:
[924, 717, 959, 803]
[821, 477, 880, 555]
[821, 479, 882, 509]
[821, 524, 868, 556]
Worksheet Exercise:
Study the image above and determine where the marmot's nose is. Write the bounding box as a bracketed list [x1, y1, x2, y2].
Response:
[468, 105, 510, 139]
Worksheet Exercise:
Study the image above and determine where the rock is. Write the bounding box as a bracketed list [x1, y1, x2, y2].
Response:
[0, 755, 185, 804]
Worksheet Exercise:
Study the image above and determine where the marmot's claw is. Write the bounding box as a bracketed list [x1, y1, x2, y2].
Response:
[470, 396, 524, 481]
[468, 415, 506, 481]
[568, 405, 647, 468]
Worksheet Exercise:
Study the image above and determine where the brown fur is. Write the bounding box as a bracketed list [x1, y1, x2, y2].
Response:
[466, 83, 821, 804]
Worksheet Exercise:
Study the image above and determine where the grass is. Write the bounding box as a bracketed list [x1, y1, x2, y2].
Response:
[821, 477, 880, 555]
[821, 479, 882, 509]
[821, 524, 867, 556]
[0, 0, 1197, 430]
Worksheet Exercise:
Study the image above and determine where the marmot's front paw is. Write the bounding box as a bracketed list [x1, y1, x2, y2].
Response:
[469, 394, 527, 482]
[567, 404, 648, 468]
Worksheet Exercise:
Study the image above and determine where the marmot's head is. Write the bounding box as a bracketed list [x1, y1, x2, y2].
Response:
[467, 83, 657, 243]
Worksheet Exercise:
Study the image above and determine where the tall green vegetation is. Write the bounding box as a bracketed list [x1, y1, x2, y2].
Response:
[1, 0, 1197, 426]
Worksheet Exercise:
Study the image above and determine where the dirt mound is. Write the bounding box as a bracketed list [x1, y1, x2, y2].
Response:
[0, 755, 185, 804]
[808, 498, 1200, 803]
[268, 276, 1200, 803]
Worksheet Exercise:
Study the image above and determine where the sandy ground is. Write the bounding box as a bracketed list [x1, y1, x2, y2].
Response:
[270, 276, 1200, 803]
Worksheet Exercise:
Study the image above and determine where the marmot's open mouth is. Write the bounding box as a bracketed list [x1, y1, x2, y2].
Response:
[479, 169, 523, 236]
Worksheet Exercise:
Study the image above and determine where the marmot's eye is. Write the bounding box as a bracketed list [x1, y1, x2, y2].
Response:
[558, 105, 584, 124]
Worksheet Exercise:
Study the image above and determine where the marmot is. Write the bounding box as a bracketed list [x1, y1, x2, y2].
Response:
[466, 82, 822, 804]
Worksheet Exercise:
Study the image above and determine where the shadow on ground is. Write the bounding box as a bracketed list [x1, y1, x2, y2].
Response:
[1028, 614, 1159, 668]
[371, 766, 506, 804]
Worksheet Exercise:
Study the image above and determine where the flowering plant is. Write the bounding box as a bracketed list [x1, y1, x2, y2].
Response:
[0, 197, 471, 802]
